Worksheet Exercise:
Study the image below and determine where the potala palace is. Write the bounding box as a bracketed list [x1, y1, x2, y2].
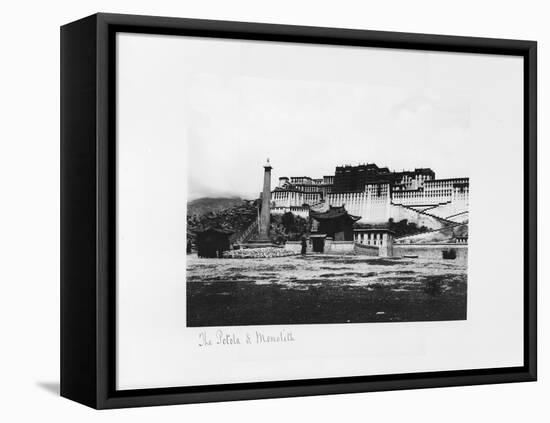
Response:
[271, 163, 469, 231]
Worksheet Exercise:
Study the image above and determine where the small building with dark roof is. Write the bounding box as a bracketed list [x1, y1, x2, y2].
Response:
[194, 227, 234, 258]
[310, 206, 361, 241]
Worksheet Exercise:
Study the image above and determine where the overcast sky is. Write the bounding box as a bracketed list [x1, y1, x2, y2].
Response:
[118, 33, 523, 201]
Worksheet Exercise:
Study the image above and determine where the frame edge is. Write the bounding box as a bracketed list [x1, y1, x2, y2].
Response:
[60, 14, 100, 409]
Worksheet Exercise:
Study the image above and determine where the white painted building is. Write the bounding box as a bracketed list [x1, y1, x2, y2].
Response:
[271, 164, 469, 227]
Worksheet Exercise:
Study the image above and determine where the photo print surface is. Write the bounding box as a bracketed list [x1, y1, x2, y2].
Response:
[182, 42, 472, 327]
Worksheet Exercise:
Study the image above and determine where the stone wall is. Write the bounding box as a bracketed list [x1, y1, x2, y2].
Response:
[422, 200, 469, 221]
[390, 203, 447, 229]
[284, 239, 355, 254]
[394, 223, 468, 244]
[353, 243, 378, 256]
[326, 241, 355, 254]
[393, 244, 468, 263]
[284, 241, 310, 253]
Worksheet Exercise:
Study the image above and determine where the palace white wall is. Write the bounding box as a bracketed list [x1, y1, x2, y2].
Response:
[273, 179, 469, 226]
[325, 184, 392, 223]
[390, 204, 446, 229]
[271, 206, 310, 219]
[426, 200, 469, 221]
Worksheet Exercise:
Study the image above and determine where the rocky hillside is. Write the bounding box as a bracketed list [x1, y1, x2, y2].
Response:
[187, 200, 259, 248]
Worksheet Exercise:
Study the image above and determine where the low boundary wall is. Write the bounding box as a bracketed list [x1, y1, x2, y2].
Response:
[354, 243, 379, 256]
[326, 241, 355, 254]
[393, 244, 468, 263]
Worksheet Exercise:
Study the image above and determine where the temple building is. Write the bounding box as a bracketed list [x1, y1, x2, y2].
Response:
[271, 163, 469, 228]
[306, 206, 360, 254]
[310, 206, 360, 241]
[333, 164, 434, 192]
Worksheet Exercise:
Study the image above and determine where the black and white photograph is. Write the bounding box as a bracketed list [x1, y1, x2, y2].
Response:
[175, 38, 472, 327]
[187, 159, 469, 326]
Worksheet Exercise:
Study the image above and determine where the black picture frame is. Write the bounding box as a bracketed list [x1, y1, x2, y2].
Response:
[60, 12, 537, 409]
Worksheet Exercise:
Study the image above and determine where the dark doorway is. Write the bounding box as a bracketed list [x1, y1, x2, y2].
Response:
[442, 249, 457, 259]
[311, 237, 325, 253]
[195, 227, 233, 258]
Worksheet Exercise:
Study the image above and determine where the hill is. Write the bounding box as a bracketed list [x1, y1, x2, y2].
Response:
[187, 201, 259, 249]
[187, 197, 246, 217]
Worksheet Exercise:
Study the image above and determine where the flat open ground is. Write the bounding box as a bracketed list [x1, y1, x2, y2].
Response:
[186, 254, 467, 326]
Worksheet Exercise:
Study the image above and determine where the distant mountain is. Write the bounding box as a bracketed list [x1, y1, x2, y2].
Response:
[187, 197, 247, 217]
